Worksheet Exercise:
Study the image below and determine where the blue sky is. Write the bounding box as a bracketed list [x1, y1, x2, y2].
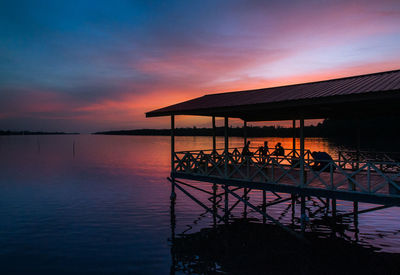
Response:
[1, 0, 400, 132]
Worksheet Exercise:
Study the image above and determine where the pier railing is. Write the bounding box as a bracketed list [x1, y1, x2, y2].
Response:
[173, 147, 400, 198]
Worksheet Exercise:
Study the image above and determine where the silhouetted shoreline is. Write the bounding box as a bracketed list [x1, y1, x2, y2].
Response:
[0, 130, 80, 136]
[94, 117, 400, 151]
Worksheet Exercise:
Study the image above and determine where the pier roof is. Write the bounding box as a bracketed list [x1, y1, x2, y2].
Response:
[146, 69, 400, 121]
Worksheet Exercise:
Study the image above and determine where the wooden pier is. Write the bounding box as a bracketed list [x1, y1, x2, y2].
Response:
[147, 69, 400, 235]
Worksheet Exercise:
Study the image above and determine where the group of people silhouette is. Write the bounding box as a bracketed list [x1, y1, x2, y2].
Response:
[241, 140, 285, 158]
[240, 140, 334, 170]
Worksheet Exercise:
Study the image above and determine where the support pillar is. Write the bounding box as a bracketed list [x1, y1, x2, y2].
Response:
[356, 119, 361, 164]
[331, 198, 337, 236]
[332, 198, 337, 218]
[292, 119, 296, 156]
[224, 185, 229, 223]
[243, 120, 247, 146]
[213, 184, 218, 228]
[170, 115, 176, 201]
[212, 116, 216, 153]
[354, 200, 359, 241]
[243, 188, 248, 219]
[224, 117, 229, 178]
[170, 193, 176, 275]
[299, 117, 305, 186]
[291, 194, 296, 225]
[301, 195, 306, 233]
[262, 190, 267, 224]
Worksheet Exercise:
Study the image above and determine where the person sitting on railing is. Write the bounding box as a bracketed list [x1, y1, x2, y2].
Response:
[241, 141, 252, 162]
[272, 142, 284, 156]
[259, 141, 269, 163]
[311, 151, 335, 171]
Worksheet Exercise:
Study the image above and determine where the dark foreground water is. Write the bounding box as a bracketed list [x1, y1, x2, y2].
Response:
[0, 135, 399, 274]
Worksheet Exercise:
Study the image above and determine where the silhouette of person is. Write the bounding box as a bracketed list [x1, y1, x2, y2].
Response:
[261, 141, 269, 156]
[259, 141, 269, 163]
[311, 151, 335, 171]
[273, 142, 284, 156]
[242, 141, 251, 157]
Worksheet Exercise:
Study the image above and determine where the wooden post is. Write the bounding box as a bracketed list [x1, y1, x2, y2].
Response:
[224, 185, 229, 223]
[244, 188, 248, 219]
[213, 183, 217, 228]
[212, 116, 216, 152]
[170, 193, 176, 273]
[332, 198, 337, 217]
[262, 190, 267, 224]
[356, 118, 361, 177]
[354, 200, 359, 241]
[171, 115, 175, 171]
[300, 117, 305, 187]
[353, 120, 359, 222]
[171, 115, 176, 200]
[291, 194, 296, 225]
[243, 120, 247, 146]
[224, 117, 229, 178]
[356, 119, 361, 162]
[301, 195, 306, 233]
[292, 120, 296, 155]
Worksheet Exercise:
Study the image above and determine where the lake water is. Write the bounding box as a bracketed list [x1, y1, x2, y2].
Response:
[0, 135, 399, 274]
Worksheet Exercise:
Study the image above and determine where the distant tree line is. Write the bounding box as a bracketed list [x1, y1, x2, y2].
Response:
[94, 116, 400, 150]
[0, 130, 79, 135]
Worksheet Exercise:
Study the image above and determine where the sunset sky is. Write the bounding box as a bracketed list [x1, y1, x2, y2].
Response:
[1, 0, 400, 132]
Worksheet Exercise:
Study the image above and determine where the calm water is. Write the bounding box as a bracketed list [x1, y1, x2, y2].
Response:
[0, 135, 399, 274]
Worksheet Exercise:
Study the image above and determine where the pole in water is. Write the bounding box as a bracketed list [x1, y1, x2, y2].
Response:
[354, 201, 359, 241]
[224, 185, 229, 223]
[331, 198, 337, 236]
[243, 188, 248, 219]
[291, 194, 296, 225]
[169, 195, 176, 275]
[213, 184, 218, 228]
[170, 177, 176, 201]
[262, 190, 266, 224]
[301, 195, 306, 233]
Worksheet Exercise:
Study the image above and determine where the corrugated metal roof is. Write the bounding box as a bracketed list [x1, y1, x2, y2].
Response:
[146, 69, 400, 120]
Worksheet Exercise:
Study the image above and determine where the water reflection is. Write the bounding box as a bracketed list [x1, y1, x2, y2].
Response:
[0, 135, 399, 274]
[170, 217, 400, 274]
[169, 183, 400, 274]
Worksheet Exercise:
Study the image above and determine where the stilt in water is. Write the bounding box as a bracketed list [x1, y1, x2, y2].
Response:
[243, 188, 248, 219]
[331, 198, 337, 236]
[169, 192, 176, 275]
[224, 185, 229, 224]
[325, 198, 330, 215]
[291, 194, 296, 225]
[354, 200, 359, 241]
[301, 195, 306, 233]
[331, 198, 337, 217]
[262, 190, 267, 224]
[170, 177, 176, 202]
[213, 183, 218, 228]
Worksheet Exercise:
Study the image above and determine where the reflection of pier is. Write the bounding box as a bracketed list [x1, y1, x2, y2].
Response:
[169, 218, 400, 274]
[147, 70, 400, 239]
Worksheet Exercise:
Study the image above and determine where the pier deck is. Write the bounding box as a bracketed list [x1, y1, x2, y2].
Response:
[173, 148, 400, 206]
